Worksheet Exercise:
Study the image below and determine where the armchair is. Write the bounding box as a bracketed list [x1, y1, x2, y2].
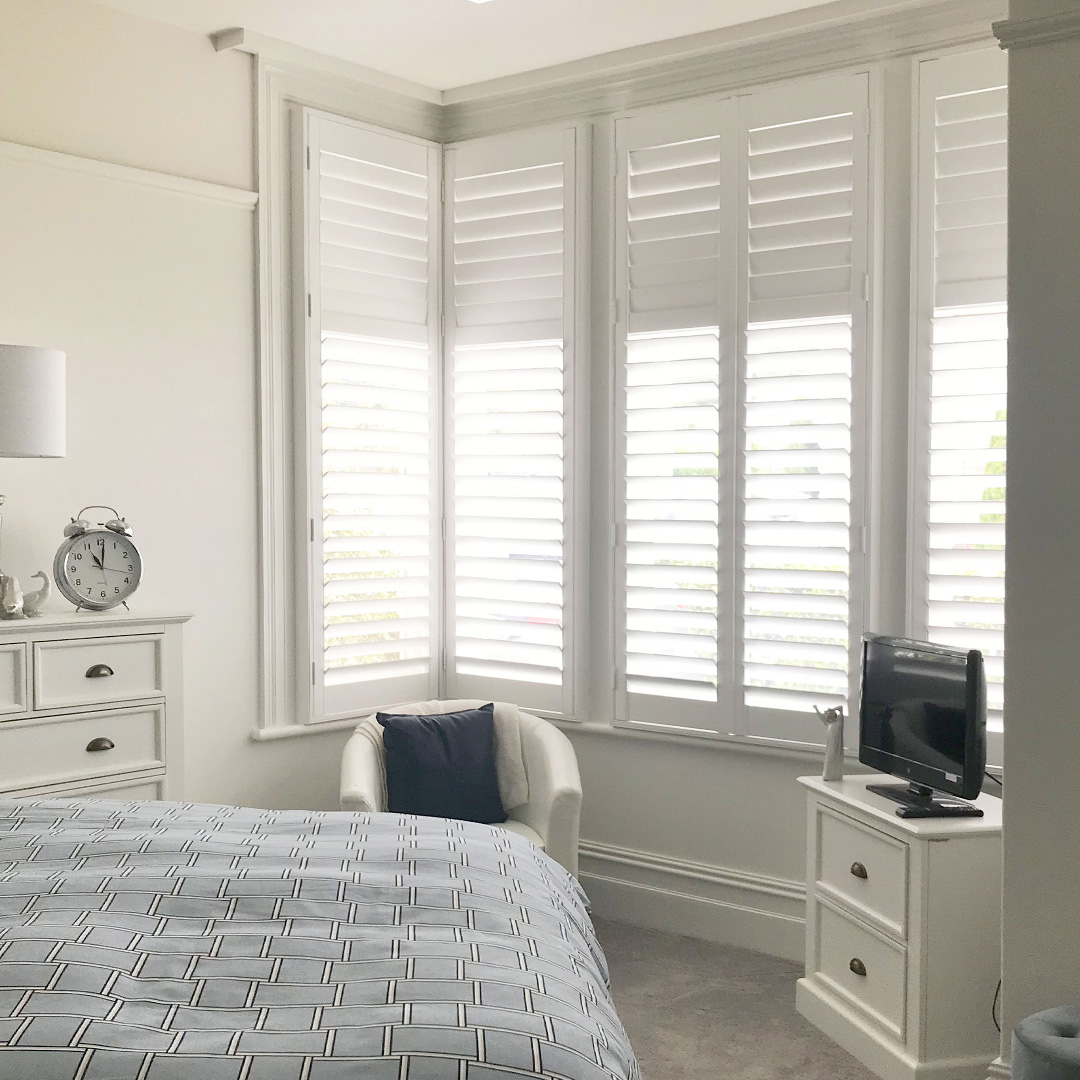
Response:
[340, 700, 582, 876]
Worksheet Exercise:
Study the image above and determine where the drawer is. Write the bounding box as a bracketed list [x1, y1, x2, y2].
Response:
[0, 707, 164, 792]
[0, 644, 27, 716]
[69, 776, 164, 801]
[34, 635, 162, 710]
[815, 899, 907, 1040]
[818, 807, 908, 938]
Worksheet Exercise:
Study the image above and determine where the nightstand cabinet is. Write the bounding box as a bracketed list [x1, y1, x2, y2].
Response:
[796, 775, 1002, 1080]
[0, 612, 188, 801]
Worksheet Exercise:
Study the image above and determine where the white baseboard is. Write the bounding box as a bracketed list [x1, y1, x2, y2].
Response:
[578, 840, 806, 962]
[986, 1058, 1010, 1080]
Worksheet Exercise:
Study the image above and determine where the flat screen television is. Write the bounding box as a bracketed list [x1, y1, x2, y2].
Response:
[858, 634, 986, 817]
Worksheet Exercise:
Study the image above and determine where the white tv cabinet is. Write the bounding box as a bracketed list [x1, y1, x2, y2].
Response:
[796, 774, 1002, 1080]
[0, 612, 188, 800]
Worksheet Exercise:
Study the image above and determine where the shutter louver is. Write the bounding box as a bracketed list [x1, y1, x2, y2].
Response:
[614, 81, 867, 741]
[917, 50, 1008, 738]
[445, 128, 575, 714]
[617, 105, 723, 732]
[741, 82, 863, 732]
[308, 115, 440, 717]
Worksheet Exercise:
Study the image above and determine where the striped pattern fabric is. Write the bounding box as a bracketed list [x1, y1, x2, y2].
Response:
[0, 799, 638, 1080]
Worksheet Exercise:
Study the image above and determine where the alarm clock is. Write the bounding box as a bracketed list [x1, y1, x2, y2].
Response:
[54, 506, 143, 611]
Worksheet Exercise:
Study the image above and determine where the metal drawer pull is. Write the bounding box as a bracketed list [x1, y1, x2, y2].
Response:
[86, 737, 115, 753]
[86, 664, 114, 679]
[849, 958, 867, 977]
[850, 861, 868, 880]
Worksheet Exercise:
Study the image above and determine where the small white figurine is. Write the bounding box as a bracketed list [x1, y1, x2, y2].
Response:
[22, 571, 51, 617]
[0, 574, 25, 619]
[815, 704, 845, 781]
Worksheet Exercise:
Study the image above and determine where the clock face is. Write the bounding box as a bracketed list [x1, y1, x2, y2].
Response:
[54, 531, 143, 611]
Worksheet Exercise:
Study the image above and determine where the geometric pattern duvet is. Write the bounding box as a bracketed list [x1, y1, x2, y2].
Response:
[0, 799, 640, 1080]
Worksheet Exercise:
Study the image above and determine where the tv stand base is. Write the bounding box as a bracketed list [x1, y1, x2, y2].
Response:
[867, 782, 984, 818]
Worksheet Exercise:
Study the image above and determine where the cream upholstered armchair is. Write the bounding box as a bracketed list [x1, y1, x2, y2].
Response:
[340, 699, 582, 876]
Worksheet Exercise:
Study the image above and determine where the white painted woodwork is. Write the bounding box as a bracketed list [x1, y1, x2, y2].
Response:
[0, 707, 164, 791]
[0, 644, 27, 717]
[0, 614, 187, 801]
[797, 774, 1002, 1080]
[817, 807, 908, 939]
[34, 635, 163, 710]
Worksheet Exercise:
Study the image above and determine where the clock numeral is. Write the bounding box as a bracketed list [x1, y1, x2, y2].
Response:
[74, 553, 82, 561]
[75, 579, 81, 586]
[127, 565, 134, 571]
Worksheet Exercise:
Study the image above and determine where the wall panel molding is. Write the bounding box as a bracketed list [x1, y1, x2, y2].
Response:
[0, 139, 258, 209]
[993, 12, 1080, 50]
[579, 840, 806, 961]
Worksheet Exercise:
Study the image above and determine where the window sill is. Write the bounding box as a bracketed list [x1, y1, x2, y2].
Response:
[250, 717, 361, 742]
[549, 719, 836, 762]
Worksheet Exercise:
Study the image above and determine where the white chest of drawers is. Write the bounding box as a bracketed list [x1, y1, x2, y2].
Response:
[0, 612, 188, 801]
[796, 774, 1002, 1080]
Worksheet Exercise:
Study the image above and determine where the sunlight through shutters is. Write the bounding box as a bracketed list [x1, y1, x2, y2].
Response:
[306, 114, 440, 716]
[916, 50, 1008, 744]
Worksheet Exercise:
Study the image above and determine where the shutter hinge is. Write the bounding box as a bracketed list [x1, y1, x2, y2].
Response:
[306, 146, 311, 170]
[311, 662, 316, 686]
[439, 310, 445, 338]
[307, 294, 313, 318]
[613, 298, 621, 325]
[858, 526, 868, 555]
[862, 273, 870, 304]
[310, 519, 315, 543]
[441, 649, 448, 672]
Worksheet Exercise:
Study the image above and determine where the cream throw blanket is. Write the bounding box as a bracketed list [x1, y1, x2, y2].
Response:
[351, 698, 530, 812]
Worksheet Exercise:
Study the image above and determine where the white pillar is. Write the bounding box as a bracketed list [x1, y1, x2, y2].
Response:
[995, 0, 1080, 1072]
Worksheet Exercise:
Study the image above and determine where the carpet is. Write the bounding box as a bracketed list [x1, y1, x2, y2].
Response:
[593, 918, 876, 1079]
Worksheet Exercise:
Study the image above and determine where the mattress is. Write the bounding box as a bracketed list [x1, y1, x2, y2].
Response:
[0, 798, 639, 1080]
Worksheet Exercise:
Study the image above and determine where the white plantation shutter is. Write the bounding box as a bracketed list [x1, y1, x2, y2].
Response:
[740, 78, 868, 743]
[616, 104, 724, 731]
[615, 76, 868, 741]
[304, 113, 440, 718]
[444, 127, 577, 715]
[914, 49, 1008, 758]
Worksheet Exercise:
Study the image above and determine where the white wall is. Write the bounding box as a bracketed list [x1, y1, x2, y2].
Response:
[0, 0, 354, 811]
[998, 0, 1080, 1064]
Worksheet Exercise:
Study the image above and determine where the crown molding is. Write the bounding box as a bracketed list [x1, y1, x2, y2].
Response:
[442, 0, 1005, 140]
[992, 11, 1080, 50]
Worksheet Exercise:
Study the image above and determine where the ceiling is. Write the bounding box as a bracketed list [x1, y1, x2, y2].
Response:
[91, 0, 850, 91]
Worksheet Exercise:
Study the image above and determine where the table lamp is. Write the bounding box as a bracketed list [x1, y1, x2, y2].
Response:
[0, 344, 67, 569]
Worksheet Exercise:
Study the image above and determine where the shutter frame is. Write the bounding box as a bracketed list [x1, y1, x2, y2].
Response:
[444, 125, 579, 716]
[614, 75, 870, 744]
[304, 110, 442, 721]
[911, 48, 1008, 765]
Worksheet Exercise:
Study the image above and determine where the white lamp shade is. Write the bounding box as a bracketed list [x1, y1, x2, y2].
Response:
[0, 345, 66, 458]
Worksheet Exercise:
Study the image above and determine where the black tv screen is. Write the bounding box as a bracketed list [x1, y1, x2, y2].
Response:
[858, 634, 986, 801]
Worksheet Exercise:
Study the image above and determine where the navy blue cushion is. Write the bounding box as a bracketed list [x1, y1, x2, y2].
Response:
[376, 704, 507, 824]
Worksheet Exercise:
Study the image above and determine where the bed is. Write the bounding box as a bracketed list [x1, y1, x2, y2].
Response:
[0, 798, 639, 1080]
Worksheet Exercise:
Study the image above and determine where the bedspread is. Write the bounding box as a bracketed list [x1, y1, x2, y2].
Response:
[0, 798, 639, 1080]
